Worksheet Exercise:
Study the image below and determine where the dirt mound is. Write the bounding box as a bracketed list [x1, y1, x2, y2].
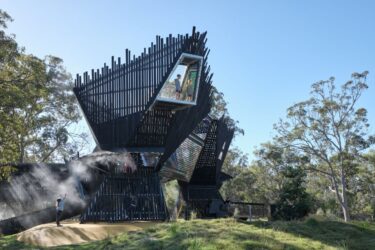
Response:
[17, 221, 156, 247]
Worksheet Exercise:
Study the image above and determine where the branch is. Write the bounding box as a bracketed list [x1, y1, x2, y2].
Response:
[41, 141, 61, 162]
[304, 167, 332, 177]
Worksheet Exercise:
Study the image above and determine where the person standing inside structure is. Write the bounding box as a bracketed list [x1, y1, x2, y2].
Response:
[174, 74, 182, 99]
[56, 193, 66, 227]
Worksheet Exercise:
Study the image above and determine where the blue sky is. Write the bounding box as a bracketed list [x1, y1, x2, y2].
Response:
[2, 0, 374, 160]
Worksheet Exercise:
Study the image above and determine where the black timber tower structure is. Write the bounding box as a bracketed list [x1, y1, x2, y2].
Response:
[74, 27, 234, 222]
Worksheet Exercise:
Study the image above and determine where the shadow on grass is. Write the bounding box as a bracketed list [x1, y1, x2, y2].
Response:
[242, 219, 375, 250]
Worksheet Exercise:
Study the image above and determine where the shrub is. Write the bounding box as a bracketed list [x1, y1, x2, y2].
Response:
[272, 166, 311, 220]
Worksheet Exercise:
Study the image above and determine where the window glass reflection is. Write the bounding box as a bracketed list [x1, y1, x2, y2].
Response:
[158, 54, 201, 103]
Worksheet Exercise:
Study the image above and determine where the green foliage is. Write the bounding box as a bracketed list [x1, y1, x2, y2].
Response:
[247, 142, 310, 205]
[24, 55, 84, 163]
[0, 51, 47, 167]
[273, 166, 311, 220]
[0, 10, 18, 66]
[348, 150, 375, 219]
[305, 172, 341, 218]
[0, 10, 87, 180]
[220, 147, 254, 202]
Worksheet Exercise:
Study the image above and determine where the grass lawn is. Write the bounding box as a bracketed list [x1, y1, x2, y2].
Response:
[1, 218, 375, 249]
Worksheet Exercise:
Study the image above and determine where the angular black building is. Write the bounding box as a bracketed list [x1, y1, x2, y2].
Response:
[73, 27, 233, 222]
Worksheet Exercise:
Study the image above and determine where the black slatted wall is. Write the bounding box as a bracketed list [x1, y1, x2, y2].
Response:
[80, 167, 168, 222]
[188, 120, 218, 185]
[189, 117, 234, 185]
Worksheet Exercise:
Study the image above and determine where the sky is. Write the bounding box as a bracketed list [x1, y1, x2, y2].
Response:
[2, 0, 374, 161]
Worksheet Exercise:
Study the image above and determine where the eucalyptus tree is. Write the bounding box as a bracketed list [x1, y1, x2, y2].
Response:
[274, 72, 374, 221]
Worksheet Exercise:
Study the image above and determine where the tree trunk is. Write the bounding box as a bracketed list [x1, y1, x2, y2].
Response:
[341, 199, 350, 222]
[341, 169, 350, 222]
[19, 138, 24, 163]
[171, 190, 182, 221]
[330, 171, 350, 222]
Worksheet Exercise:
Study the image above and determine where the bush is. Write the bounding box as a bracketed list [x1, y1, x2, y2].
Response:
[272, 166, 311, 220]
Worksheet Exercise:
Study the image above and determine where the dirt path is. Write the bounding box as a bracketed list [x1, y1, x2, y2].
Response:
[17, 221, 157, 247]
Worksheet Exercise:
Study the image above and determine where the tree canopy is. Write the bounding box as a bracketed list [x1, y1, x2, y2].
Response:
[0, 10, 86, 180]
